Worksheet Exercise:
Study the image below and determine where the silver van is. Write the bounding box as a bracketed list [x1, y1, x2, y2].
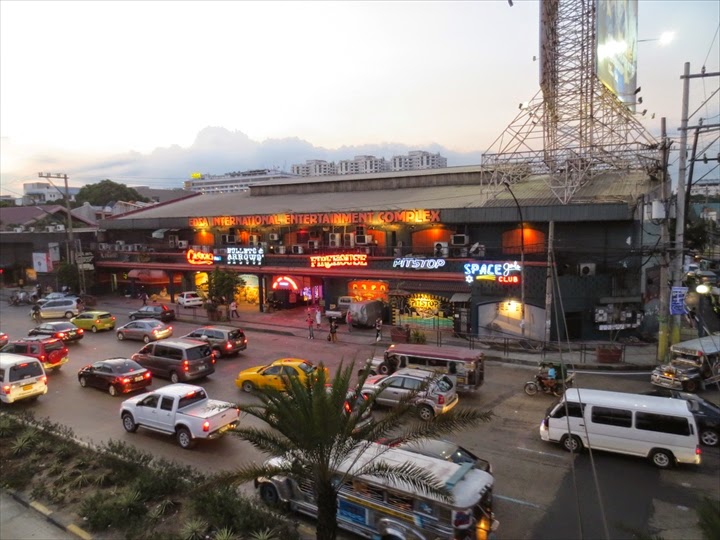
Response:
[0, 353, 48, 403]
[132, 338, 215, 384]
[38, 298, 81, 319]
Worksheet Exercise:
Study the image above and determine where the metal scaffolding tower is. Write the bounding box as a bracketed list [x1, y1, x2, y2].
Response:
[483, 0, 661, 204]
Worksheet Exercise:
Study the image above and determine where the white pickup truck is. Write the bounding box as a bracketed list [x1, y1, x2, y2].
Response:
[120, 383, 240, 449]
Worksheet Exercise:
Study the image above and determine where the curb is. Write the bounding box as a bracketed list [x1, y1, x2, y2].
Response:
[4, 488, 93, 540]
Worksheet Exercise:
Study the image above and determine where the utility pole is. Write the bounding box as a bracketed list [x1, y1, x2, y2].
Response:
[657, 118, 672, 361]
[544, 221, 555, 344]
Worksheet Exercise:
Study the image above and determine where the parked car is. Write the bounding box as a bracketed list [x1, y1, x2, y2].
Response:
[0, 353, 48, 404]
[36, 298, 82, 319]
[78, 358, 152, 396]
[128, 305, 175, 322]
[71, 311, 116, 332]
[642, 388, 720, 447]
[176, 292, 204, 308]
[181, 325, 247, 357]
[117, 320, 173, 343]
[0, 337, 69, 371]
[131, 338, 215, 384]
[0, 332, 9, 347]
[235, 358, 327, 393]
[377, 437, 493, 473]
[28, 321, 84, 343]
[119, 383, 240, 449]
[361, 368, 459, 421]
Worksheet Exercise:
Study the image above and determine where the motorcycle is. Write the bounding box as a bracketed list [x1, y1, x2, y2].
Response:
[8, 291, 35, 306]
[524, 367, 574, 397]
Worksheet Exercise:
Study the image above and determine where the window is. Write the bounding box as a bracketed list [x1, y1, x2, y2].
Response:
[552, 402, 585, 419]
[140, 395, 159, 408]
[402, 378, 422, 390]
[264, 366, 282, 376]
[8, 362, 43, 382]
[591, 406, 632, 428]
[636, 412, 690, 436]
[160, 397, 174, 411]
[387, 491, 413, 511]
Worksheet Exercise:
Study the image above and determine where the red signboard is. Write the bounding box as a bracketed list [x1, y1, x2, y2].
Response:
[310, 253, 368, 269]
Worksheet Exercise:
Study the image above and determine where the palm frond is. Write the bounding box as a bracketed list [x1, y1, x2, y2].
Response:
[230, 426, 294, 457]
[355, 460, 453, 502]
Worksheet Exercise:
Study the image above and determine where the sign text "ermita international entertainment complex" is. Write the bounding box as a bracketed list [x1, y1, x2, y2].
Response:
[189, 210, 441, 228]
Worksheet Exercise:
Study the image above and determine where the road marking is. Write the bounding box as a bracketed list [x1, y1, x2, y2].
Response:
[515, 446, 566, 458]
[495, 494, 543, 509]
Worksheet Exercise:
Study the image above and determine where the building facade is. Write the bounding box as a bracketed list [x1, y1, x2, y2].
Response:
[391, 151, 447, 171]
[182, 169, 298, 194]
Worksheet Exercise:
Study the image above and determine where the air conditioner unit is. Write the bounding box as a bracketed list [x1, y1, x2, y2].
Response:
[355, 234, 372, 245]
[291, 244, 304, 254]
[116, 240, 125, 246]
[55, 224, 65, 231]
[46, 225, 56, 232]
[133, 244, 143, 252]
[99, 243, 109, 250]
[451, 234, 469, 246]
[329, 233, 342, 247]
[578, 262, 596, 276]
[222, 234, 236, 244]
[433, 242, 449, 257]
[343, 233, 355, 247]
[259, 242, 268, 250]
[308, 240, 320, 249]
[452, 247, 469, 257]
[177, 240, 189, 249]
[126, 244, 136, 252]
[13, 227, 24, 233]
[469, 243, 485, 257]
[249, 234, 260, 245]
[277, 245, 287, 254]
[27, 227, 35, 232]
[269, 233, 280, 241]
[167, 235, 178, 247]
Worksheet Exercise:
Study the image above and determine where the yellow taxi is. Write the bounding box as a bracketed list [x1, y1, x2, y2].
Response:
[235, 358, 328, 393]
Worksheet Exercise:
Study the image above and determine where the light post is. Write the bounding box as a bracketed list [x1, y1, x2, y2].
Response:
[503, 180, 525, 337]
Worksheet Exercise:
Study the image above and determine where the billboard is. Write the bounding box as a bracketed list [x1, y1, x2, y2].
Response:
[596, 0, 638, 110]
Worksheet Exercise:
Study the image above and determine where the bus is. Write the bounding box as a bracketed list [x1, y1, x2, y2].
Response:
[255, 442, 498, 540]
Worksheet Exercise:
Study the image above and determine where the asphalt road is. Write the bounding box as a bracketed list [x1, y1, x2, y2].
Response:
[1, 302, 718, 540]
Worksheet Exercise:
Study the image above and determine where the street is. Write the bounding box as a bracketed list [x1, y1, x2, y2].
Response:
[1, 300, 718, 540]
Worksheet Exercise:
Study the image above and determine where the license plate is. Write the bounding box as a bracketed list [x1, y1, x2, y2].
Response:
[199, 364, 206, 370]
[22, 384, 33, 391]
[134, 376, 144, 382]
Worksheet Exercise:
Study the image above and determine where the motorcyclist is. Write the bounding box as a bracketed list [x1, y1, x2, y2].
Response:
[31, 303, 41, 322]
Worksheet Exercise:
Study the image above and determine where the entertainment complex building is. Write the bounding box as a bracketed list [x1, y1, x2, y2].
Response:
[95, 165, 658, 342]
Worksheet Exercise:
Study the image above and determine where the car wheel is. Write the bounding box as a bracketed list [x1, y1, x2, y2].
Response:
[259, 483, 280, 505]
[524, 382, 539, 396]
[176, 427, 195, 449]
[117, 332, 125, 341]
[108, 385, 118, 397]
[242, 381, 255, 393]
[130, 315, 136, 321]
[79, 376, 87, 388]
[561, 434, 583, 453]
[650, 449, 674, 469]
[170, 372, 180, 384]
[64, 311, 74, 319]
[700, 429, 719, 447]
[683, 380, 699, 393]
[121, 413, 138, 433]
[377, 363, 390, 375]
[143, 335, 151, 344]
[417, 405, 434, 421]
[91, 325, 98, 333]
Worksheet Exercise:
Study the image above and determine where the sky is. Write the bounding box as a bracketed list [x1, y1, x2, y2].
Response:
[1, 0, 719, 196]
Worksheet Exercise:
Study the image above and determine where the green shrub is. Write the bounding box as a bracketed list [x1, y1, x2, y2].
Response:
[132, 457, 205, 500]
[1, 460, 35, 489]
[80, 488, 147, 531]
[410, 329, 427, 344]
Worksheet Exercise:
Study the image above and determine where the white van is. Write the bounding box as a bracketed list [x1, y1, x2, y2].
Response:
[0, 353, 48, 403]
[540, 388, 701, 468]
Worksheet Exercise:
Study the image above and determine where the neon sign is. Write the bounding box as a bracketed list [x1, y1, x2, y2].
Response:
[186, 249, 214, 266]
[393, 258, 446, 270]
[464, 261, 521, 284]
[225, 247, 265, 266]
[272, 276, 299, 291]
[310, 253, 367, 269]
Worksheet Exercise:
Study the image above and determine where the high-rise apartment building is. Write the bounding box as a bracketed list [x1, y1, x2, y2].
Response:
[291, 160, 337, 177]
[392, 150, 447, 171]
[183, 169, 297, 194]
[291, 151, 448, 177]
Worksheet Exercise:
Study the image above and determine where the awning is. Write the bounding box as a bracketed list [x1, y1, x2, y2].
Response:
[152, 229, 169, 238]
[450, 292, 471, 303]
[128, 269, 168, 282]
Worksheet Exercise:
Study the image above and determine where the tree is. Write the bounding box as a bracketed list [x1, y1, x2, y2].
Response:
[56, 261, 95, 293]
[75, 179, 150, 206]
[206, 267, 245, 304]
[222, 361, 492, 540]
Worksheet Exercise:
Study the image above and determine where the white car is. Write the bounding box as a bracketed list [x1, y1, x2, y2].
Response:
[176, 292, 204, 308]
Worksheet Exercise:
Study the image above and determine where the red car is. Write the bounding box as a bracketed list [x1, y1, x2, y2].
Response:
[0, 337, 70, 371]
[0, 332, 8, 347]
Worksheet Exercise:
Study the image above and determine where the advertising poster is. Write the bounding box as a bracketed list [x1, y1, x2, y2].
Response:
[596, 0, 638, 110]
[32, 252, 52, 273]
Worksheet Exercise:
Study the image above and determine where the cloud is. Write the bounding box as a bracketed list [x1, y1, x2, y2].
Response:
[1, 128, 483, 193]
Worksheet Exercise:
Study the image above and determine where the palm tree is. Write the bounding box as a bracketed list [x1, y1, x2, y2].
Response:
[222, 360, 493, 540]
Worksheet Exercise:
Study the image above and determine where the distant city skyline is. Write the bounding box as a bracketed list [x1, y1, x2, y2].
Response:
[1, 1, 718, 196]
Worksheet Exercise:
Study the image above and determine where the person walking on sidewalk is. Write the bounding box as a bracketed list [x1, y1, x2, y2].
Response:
[141, 291, 149, 306]
[306, 312, 315, 339]
[315, 306, 322, 330]
[330, 319, 338, 342]
[375, 317, 382, 342]
[346, 310, 352, 332]
[230, 300, 239, 318]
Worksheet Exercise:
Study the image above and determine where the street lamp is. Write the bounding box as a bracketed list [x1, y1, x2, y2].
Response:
[638, 32, 675, 45]
[503, 180, 525, 337]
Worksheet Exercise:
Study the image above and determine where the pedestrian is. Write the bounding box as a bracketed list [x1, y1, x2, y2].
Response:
[141, 291, 148, 306]
[230, 300, 239, 318]
[346, 310, 352, 332]
[375, 317, 382, 342]
[330, 319, 338, 342]
[315, 306, 322, 329]
[306, 312, 315, 339]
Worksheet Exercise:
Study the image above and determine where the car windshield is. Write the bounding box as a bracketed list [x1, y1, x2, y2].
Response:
[8, 362, 44, 382]
[228, 330, 243, 340]
[186, 345, 212, 360]
[178, 389, 208, 409]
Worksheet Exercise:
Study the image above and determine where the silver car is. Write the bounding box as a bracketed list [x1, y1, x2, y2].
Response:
[361, 368, 459, 421]
[116, 319, 173, 343]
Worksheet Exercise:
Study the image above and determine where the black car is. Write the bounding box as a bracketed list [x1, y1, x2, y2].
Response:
[128, 305, 175, 322]
[77, 358, 152, 396]
[28, 321, 84, 343]
[643, 388, 720, 447]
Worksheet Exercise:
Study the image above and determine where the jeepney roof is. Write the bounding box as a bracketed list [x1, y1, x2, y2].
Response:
[385, 343, 484, 362]
[671, 334, 720, 356]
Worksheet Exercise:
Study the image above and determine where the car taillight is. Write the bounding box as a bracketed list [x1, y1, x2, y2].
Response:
[152, 329, 159, 335]
[437, 394, 445, 405]
[144, 372, 151, 379]
[57, 332, 65, 339]
[41, 376, 47, 384]
[40, 355, 46, 362]
[344, 402, 352, 414]
[696, 445, 702, 456]
[95, 319, 101, 324]
[121, 377, 131, 384]
[183, 360, 189, 372]
[202, 421, 210, 432]
[1, 385, 10, 394]
[77, 329, 84, 334]
[226, 343, 232, 350]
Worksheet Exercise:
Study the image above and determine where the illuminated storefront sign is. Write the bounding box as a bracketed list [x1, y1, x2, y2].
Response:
[464, 261, 521, 284]
[272, 276, 299, 291]
[186, 249, 214, 266]
[310, 253, 367, 269]
[392, 257, 446, 270]
[189, 209, 440, 228]
[349, 280, 388, 302]
[225, 247, 265, 266]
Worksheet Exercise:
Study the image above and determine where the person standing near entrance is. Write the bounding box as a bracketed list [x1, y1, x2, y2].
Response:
[315, 306, 322, 330]
[346, 310, 352, 332]
[330, 319, 338, 342]
[375, 317, 382, 342]
[230, 300, 239, 318]
[306, 312, 315, 339]
[141, 290, 148, 306]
